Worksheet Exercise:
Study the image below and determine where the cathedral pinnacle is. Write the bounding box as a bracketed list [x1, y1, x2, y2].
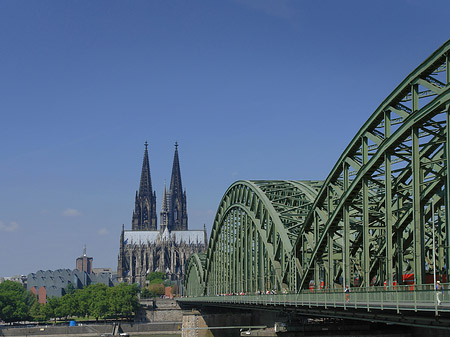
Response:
[132, 142, 157, 230]
[168, 142, 188, 231]
[160, 181, 169, 232]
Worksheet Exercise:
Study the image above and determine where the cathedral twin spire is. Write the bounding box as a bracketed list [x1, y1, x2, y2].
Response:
[132, 141, 157, 230]
[168, 142, 188, 231]
[132, 142, 188, 232]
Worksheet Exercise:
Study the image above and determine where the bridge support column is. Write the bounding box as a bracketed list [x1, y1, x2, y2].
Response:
[181, 307, 276, 337]
[182, 310, 214, 337]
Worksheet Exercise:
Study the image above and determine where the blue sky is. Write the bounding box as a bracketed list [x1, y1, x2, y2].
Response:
[1, 0, 450, 277]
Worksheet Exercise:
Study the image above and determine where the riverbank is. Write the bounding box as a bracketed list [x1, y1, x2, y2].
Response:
[0, 322, 181, 337]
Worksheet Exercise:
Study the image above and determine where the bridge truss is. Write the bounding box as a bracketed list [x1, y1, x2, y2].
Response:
[185, 39, 450, 296]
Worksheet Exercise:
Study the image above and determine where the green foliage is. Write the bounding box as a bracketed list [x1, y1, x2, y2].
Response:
[108, 283, 139, 319]
[0, 280, 35, 323]
[72, 287, 90, 318]
[3, 281, 141, 324]
[60, 293, 77, 318]
[140, 287, 152, 298]
[148, 283, 165, 297]
[45, 297, 60, 323]
[32, 283, 140, 323]
[146, 272, 167, 282]
[147, 272, 172, 290]
[40, 300, 54, 322]
[149, 278, 164, 285]
[30, 302, 46, 322]
[87, 283, 109, 321]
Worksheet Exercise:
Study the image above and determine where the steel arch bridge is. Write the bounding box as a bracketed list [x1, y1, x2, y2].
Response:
[185, 39, 450, 297]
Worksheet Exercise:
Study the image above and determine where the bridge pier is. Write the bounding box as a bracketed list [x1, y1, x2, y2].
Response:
[181, 307, 281, 337]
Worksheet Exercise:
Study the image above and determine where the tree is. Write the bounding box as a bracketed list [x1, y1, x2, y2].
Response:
[60, 292, 78, 318]
[1, 281, 141, 323]
[0, 281, 35, 323]
[149, 278, 164, 285]
[86, 284, 109, 321]
[30, 301, 46, 322]
[140, 288, 152, 299]
[148, 283, 165, 297]
[40, 301, 54, 322]
[72, 288, 90, 318]
[41, 297, 62, 323]
[108, 283, 140, 319]
[146, 272, 167, 282]
[56, 295, 72, 321]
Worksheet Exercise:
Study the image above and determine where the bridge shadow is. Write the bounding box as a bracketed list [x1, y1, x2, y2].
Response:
[179, 302, 439, 337]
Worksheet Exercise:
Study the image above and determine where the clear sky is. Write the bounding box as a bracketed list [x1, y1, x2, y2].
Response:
[1, 0, 450, 277]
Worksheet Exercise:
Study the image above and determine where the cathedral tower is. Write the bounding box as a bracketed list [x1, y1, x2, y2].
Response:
[168, 142, 188, 231]
[132, 142, 157, 230]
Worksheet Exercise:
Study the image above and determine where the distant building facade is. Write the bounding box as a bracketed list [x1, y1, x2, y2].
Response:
[117, 142, 207, 285]
[0, 275, 27, 287]
[93, 267, 113, 275]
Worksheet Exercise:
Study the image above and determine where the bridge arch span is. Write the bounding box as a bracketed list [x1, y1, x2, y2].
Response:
[185, 39, 450, 296]
[294, 39, 450, 291]
[186, 180, 321, 295]
[185, 253, 206, 297]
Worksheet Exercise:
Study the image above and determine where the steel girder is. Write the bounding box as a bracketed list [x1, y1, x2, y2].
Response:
[185, 180, 321, 295]
[295, 40, 450, 290]
[185, 253, 207, 297]
[185, 39, 450, 296]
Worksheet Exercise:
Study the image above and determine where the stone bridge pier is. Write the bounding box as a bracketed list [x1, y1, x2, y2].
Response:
[181, 306, 281, 337]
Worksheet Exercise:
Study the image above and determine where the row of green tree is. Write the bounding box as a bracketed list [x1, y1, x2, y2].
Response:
[0, 280, 140, 324]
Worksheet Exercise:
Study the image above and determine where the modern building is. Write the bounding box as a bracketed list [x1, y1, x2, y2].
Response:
[27, 250, 117, 303]
[117, 142, 207, 285]
[76, 245, 93, 274]
[27, 269, 118, 303]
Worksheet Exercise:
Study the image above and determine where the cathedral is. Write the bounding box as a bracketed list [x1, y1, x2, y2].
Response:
[117, 142, 207, 285]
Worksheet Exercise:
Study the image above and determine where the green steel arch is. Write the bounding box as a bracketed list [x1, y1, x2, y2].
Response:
[186, 180, 321, 295]
[185, 39, 450, 296]
[185, 253, 207, 296]
[293, 39, 450, 291]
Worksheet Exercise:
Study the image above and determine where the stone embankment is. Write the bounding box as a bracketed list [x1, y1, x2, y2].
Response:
[0, 299, 183, 337]
[0, 322, 180, 336]
[136, 298, 183, 323]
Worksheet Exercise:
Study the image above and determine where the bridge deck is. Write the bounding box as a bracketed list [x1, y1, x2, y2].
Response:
[180, 287, 450, 314]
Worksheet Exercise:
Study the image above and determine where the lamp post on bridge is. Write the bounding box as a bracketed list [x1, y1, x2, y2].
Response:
[432, 200, 437, 289]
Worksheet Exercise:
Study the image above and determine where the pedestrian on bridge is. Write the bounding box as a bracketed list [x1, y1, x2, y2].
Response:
[436, 281, 444, 305]
[345, 286, 350, 303]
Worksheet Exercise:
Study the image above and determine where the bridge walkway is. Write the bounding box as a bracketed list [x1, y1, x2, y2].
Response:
[178, 285, 450, 329]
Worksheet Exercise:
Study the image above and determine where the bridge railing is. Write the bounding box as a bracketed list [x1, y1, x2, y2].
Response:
[179, 284, 449, 315]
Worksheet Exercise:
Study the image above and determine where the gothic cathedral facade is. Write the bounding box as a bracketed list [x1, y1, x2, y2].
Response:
[117, 142, 207, 285]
